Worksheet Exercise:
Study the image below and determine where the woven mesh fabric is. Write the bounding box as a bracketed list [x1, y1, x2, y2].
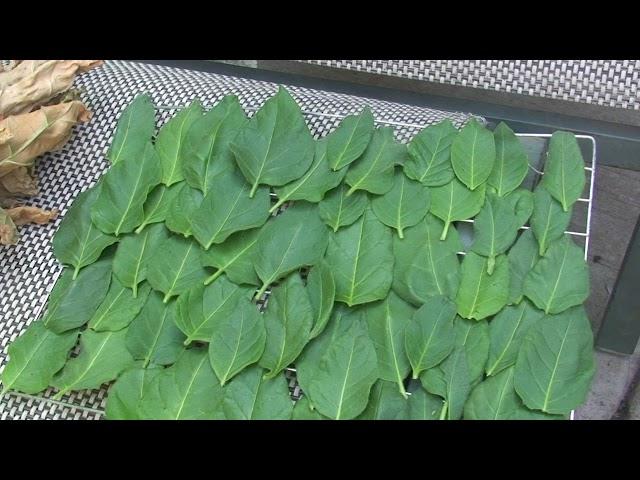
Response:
[301, 60, 640, 111]
[0, 60, 478, 420]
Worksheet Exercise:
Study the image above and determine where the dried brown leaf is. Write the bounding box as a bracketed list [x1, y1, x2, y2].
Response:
[0, 60, 103, 116]
[6, 205, 58, 225]
[0, 166, 38, 196]
[0, 207, 18, 245]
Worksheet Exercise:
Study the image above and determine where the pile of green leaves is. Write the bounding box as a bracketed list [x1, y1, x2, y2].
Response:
[0, 87, 595, 420]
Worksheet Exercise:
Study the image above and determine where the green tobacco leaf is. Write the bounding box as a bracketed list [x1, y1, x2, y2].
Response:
[487, 122, 529, 197]
[43, 258, 112, 334]
[326, 106, 374, 170]
[156, 100, 203, 186]
[0, 322, 77, 396]
[146, 234, 208, 303]
[404, 119, 457, 187]
[176, 275, 253, 345]
[318, 184, 368, 232]
[540, 131, 586, 211]
[455, 252, 509, 320]
[272, 140, 347, 213]
[392, 214, 462, 306]
[514, 306, 595, 415]
[306, 260, 336, 339]
[523, 235, 589, 314]
[223, 365, 293, 420]
[91, 142, 162, 236]
[104, 366, 162, 420]
[52, 185, 118, 279]
[253, 202, 329, 300]
[106, 94, 156, 165]
[345, 127, 406, 196]
[231, 86, 315, 197]
[260, 273, 313, 378]
[454, 316, 490, 385]
[113, 223, 169, 297]
[356, 380, 407, 420]
[485, 300, 544, 377]
[371, 169, 431, 238]
[52, 328, 135, 399]
[135, 183, 183, 234]
[191, 168, 270, 249]
[430, 177, 486, 240]
[292, 396, 327, 420]
[164, 183, 204, 238]
[505, 188, 534, 227]
[464, 367, 563, 420]
[530, 186, 572, 256]
[507, 230, 539, 304]
[451, 118, 496, 190]
[405, 295, 457, 379]
[139, 348, 225, 420]
[362, 292, 413, 397]
[404, 384, 443, 420]
[202, 228, 261, 286]
[326, 207, 394, 307]
[208, 300, 266, 385]
[88, 277, 151, 332]
[126, 291, 185, 367]
[420, 346, 470, 420]
[308, 320, 378, 419]
[182, 95, 247, 193]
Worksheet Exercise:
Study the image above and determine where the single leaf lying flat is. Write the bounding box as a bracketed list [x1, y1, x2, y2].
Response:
[514, 306, 595, 415]
[91, 142, 162, 236]
[392, 214, 462, 306]
[306, 260, 336, 340]
[223, 365, 293, 420]
[135, 183, 183, 234]
[454, 316, 490, 385]
[146, 234, 208, 303]
[430, 177, 486, 240]
[182, 95, 247, 193]
[126, 291, 185, 367]
[464, 367, 563, 420]
[487, 122, 529, 197]
[405, 295, 457, 379]
[540, 131, 586, 211]
[455, 252, 509, 320]
[231, 86, 315, 197]
[356, 380, 407, 420]
[451, 118, 496, 190]
[530, 186, 572, 256]
[202, 228, 261, 286]
[164, 183, 204, 238]
[0, 322, 77, 396]
[88, 277, 151, 332]
[139, 348, 224, 420]
[43, 258, 113, 334]
[191, 168, 270, 249]
[523, 235, 589, 314]
[420, 346, 470, 420]
[106, 94, 156, 165]
[52, 185, 118, 279]
[104, 367, 162, 420]
[253, 202, 329, 300]
[113, 223, 169, 297]
[326, 106, 374, 171]
[318, 184, 369, 232]
[404, 119, 457, 186]
[362, 292, 413, 396]
[345, 127, 405, 196]
[371, 169, 431, 238]
[176, 275, 254, 345]
[51, 328, 135, 400]
[485, 300, 543, 377]
[155, 100, 203, 186]
[260, 273, 313, 378]
[507, 230, 539, 304]
[208, 300, 266, 385]
[325, 207, 394, 307]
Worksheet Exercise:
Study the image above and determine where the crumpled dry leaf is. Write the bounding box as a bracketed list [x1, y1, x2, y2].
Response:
[6, 205, 58, 225]
[0, 166, 38, 196]
[0, 100, 91, 178]
[0, 207, 18, 245]
[0, 60, 102, 117]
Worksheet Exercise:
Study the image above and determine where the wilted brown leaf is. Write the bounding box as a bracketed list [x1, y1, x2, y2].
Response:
[0, 207, 18, 245]
[0, 166, 38, 196]
[0, 60, 102, 117]
[6, 205, 58, 225]
[0, 101, 91, 177]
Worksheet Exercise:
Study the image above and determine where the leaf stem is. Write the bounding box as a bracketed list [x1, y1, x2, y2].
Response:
[134, 222, 147, 234]
[439, 401, 448, 420]
[53, 389, 66, 401]
[398, 381, 408, 399]
[345, 185, 357, 197]
[204, 269, 222, 286]
[440, 221, 450, 241]
[163, 292, 172, 304]
[269, 198, 286, 214]
[254, 282, 270, 302]
[249, 181, 259, 198]
[398, 227, 404, 239]
[72, 265, 80, 280]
